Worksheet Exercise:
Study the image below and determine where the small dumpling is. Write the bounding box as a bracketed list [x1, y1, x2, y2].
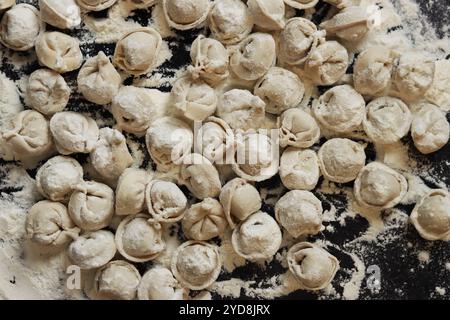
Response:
[182, 198, 228, 241]
[115, 168, 153, 216]
[115, 214, 165, 262]
[275, 190, 323, 238]
[0, 4, 43, 51]
[254, 67, 305, 115]
[171, 240, 222, 290]
[68, 181, 114, 231]
[26, 69, 70, 116]
[279, 108, 321, 148]
[25, 200, 80, 247]
[216, 89, 265, 131]
[138, 266, 188, 300]
[208, 0, 253, 45]
[162, 0, 210, 30]
[50, 111, 99, 155]
[76, 0, 117, 11]
[113, 27, 162, 76]
[354, 161, 407, 209]
[39, 0, 81, 29]
[230, 32, 276, 81]
[410, 189, 450, 241]
[411, 103, 450, 154]
[36, 32, 83, 73]
[320, 6, 371, 42]
[145, 180, 188, 223]
[231, 211, 282, 261]
[247, 0, 285, 31]
[68, 230, 116, 269]
[363, 96, 412, 145]
[36, 156, 84, 202]
[78, 51, 122, 105]
[312, 85, 366, 133]
[284, 0, 318, 9]
[424, 59, 450, 109]
[287, 242, 339, 291]
[280, 148, 320, 191]
[0, 0, 15, 11]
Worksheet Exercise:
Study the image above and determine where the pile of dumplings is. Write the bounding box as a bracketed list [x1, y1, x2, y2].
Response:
[0, 0, 449, 300]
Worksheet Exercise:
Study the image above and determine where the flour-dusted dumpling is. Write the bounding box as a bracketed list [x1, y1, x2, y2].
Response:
[36, 32, 83, 73]
[146, 180, 187, 223]
[68, 230, 116, 269]
[287, 242, 339, 291]
[36, 156, 84, 202]
[232, 211, 282, 261]
[216, 89, 265, 131]
[410, 189, 450, 241]
[26, 69, 70, 116]
[39, 0, 81, 29]
[171, 240, 222, 290]
[275, 190, 323, 238]
[304, 41, 349, 86]
[116, 214, 165, 262]
[363, 97, 412, 145]
[113, 27, 162, 76]
[25, 200, 80, 247]
[0, 4, 43, 51]
[50, 111, 99, 155]
[68, 181, 114, 231]
[0, 0, 15, 11]
[78, 51, 121, 105]
[354, 162, 407, 209]
[254, 67, 305, 115]
[116, 168, 153, 216]
[280, 148, 320, 191]
[411, 103, 450, 154]
[312, 85, 366, 133]
[279, 108, 320, 148]
[172, 76, 217, 122]
[230, 33, 276, 81]
[162, 0, 210, 30]
[209, 0, 253, 45]
[284, 0, 318, 9]
[138, 266, 188, 300]
[182, 198, 227, 241]
[76, 0, 117, 11]
[318, 138, 366, 183]
[247, 0, 285, 31]
[320, 6, 371, 42]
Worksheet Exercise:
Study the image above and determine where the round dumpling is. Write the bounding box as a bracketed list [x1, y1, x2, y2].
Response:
[76, 0, 117, 11]
[138, 266, 188, 300]
[284, 0, 318, 9]
[247, 0, 285, 31]
[115, 168, 153, 216]
[162, 0, 210, 30]
[0, 0, 15, 11]
[320, 6, 371, 42]
[145, 180, 188, 223]
[279, 108, 321, 148]
[280, 148, 320, 191]
[39, 0, 81, 29]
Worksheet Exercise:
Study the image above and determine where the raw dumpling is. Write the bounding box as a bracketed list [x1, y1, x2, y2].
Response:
[138, 266, 188, 300]
[78, 51, 121, 105]
[171, 240, 222, 290]
[50, 111, 99, 155]
[279, 108, 321, 148]
[231, 211, 282, 261]
[284, 0, 318, 10]
[115, 168, 153, 216]
[145, 180, 188, 223]
[0, 0, 15, 11]
[26, 69, 70, 116]
[76, 0, 117, 11]
[162, 0, 210, 30]
[36, 32, 83, 73]
[280, 148, 320, 191]
[39, 0, 81, 29]
[247, 0, 285, 31]
[113, 27, 162, 76]
[320, 6, 371, 42]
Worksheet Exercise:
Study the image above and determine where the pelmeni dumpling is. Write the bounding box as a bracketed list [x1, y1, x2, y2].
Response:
[171, 240, 222, 290]
[115, 214, 165, 262]
[182, 198, 227, 241]
[208, 0, 253, 45]
[313, 85, 366, 133]
[138, 266, 188, 300]
[36, 156, 83, 202]
[50, 111, 99, 155]
[25, 200, 80, 247]
[304, 41, 349, 86]
[279, 108, 320, 148]
[284, 0, 318, 9]
[247, 0, 285, 31]
[280, 148, 320, 191]
[354, 162, 407, 209]
[162, 0, 210, 30]
[36, 32, 83, 73]
[39, 0, 81, 29]
[363, 97, 412, 145]
[113, 27, 162, 76]
[0, 4, 43, 51]
[318, 138, 366, 183]
[76, 0, 117, 11]
[115, 168, 153, 216]
[78, 51, 121, 105]
[232, 211, 282, 261]
[275, 190, 323, 238]
[287, 242, 339, 291]
[254, 67, 305, 115]
[411, 103, 450, 154]
[26, 69, 70, 116]
[145, 180, 188, 223]
[216, 89, 265, 131]
[320, 6, 371, 42]
[68, 230, 116, 269]
[68, 181, 114, 231]
[0, 0, 15, 11]
[230, 33, 276, 81]
[410, 189, 450, 241]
